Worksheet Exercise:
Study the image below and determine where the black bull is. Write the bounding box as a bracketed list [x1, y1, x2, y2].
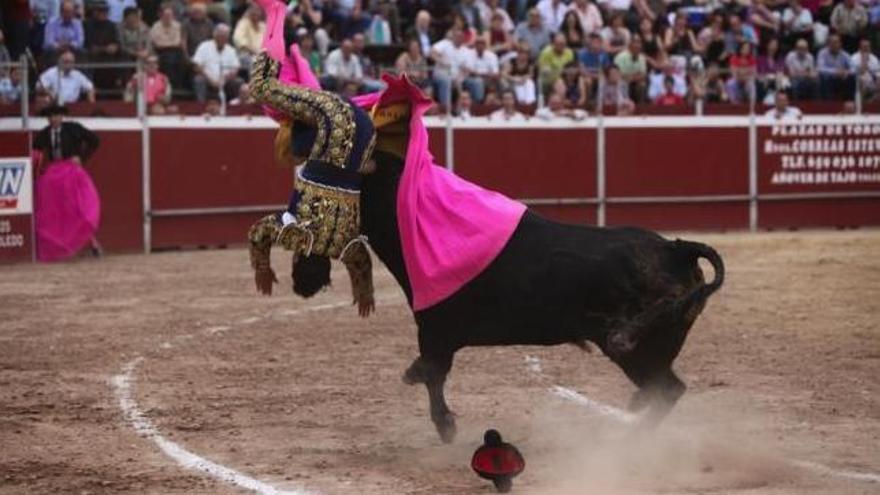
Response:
[356, 150, 724, 442]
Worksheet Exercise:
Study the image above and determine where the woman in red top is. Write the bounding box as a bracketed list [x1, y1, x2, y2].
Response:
[725, 41, 758, 103]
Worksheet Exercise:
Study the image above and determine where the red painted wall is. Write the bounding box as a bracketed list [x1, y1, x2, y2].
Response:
[4, 119, 880, 258]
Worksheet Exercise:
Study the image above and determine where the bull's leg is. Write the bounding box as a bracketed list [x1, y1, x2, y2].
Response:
[631, 368, 686, 428]
[401, 354, 457, 442]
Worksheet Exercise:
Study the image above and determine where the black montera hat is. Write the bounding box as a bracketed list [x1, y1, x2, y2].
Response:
[39, 104, 69, 116]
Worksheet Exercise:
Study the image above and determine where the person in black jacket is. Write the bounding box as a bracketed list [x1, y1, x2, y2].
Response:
[32, 104, 103, 258]
[33, 104, 100, 167]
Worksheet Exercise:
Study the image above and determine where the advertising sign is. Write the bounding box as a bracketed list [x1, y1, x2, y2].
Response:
[0, 158, 35, 263]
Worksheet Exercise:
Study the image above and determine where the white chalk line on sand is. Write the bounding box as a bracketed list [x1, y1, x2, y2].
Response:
[525, 355, 880, 485]
[111, 300, 354, 495]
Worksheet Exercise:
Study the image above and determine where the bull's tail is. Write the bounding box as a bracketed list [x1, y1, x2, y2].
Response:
[607, 240, 725, 357]
[675, 239, 725, 301]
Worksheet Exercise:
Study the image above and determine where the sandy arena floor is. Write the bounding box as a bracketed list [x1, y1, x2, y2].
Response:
[1, 230, 878, 494]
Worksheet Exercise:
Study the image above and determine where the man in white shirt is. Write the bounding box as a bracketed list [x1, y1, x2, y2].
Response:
[535, 93, 588, 120]
[489, 90, 527, 121]
[38, 49, 95, 104]
[464, 36, 499, 103]
[431, 28, 474, 106]
[322, 38, 364, 92]
[192, 24, 242, 102]
[536, 0, 568, 31]
[764, 90, 802, 119]
[852, 38, 879, 99]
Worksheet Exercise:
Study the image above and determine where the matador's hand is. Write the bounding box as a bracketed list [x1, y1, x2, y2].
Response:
[356, 294, 375, 318]
[255, 268, 278, 295]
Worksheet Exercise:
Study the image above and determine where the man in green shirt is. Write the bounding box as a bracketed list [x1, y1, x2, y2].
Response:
[537, 33, 574, 95]
[613, 35, 648, 103]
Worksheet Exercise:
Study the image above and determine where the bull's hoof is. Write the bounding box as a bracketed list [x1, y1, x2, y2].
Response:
[433, 412, 457, 443]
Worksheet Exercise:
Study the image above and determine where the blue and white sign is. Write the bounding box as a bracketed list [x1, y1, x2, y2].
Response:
[0, 158, 33, 215]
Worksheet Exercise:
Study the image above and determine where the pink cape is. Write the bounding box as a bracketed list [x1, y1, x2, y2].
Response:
[35, 160, 101, 262]
[357, 78, 526, 310]
[256, 0, 320, 122]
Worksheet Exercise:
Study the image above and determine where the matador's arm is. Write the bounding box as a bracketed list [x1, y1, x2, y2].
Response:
[248, 214, 282, 295]
[342, 241, 375, 317]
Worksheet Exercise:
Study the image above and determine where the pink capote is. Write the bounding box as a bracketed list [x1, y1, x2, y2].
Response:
[256, 0, 320, 122]
[35, 159, 101, 262]
[256, 4, 526, 310]
[355, 80, 526, 310]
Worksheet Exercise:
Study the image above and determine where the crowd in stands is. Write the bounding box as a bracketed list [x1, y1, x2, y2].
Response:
[0, 0, 878, 115]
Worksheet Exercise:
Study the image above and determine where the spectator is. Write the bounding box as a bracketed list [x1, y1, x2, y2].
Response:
[106, 0, 136, 24]
[454, 90, 473, 119]
[44, 1, 84, 61]
[579, 32, 610, 73]
[25, 0, 54, 58]
[488, 12, 515, 54]
[568, 0, 603, 34]
[85, 2, 122, 90]
[323, 38, 364, 92]
[192, 23, 242, 102]
[560, 11, 586, 49]
[654, 75, 686, 105]
[757, 38, 786, 101]
[817, 34, 855, 100]
[233, 4, 265, 72]
[637, 18, 663, 70]
[290, 0, 329, 55]
[407, 10, 435, 57]
[455, 0, 484, 34]
[450, 12, 478, 46]
[431, 27, 474, 106]
[830, 0, 868, 52]
[367, 3, 392, 45]
[465, 36, 500, 102]
[0, 67, 23, 104]
[764, 89, 802, 118]
[489, 89, 527, 121]
[724, 14, 758, 55]
[786, 38, 818, 100]
[535, 92, 588, 119]
[601, 13, 631, 56]
[697, 12, 728, 68]
[538, 33, 574, 95]
[0, 30, 10, 69]
[663, 10, 697, 60]
[396, 38, 430, 88]
[648, 62, 687, 100]
[750, 0, 782, 42]
[536, 0, 568, 32]
[298, 31, 322, 76]
[124, 54, 170, 105]
[118, 7, 150, 60]
[613, 35, 648, 103]
[726, 41, 758, 103]
[327, 0, 370, 38]
[183, 3, 214, 57]
[782, 0, 814, 51]
[633, 0, 668, 25]
[851, 38, 879, 101]
[513, 8, 551, 59]
[552, 61, 588, 107]
[38, 49, 96, 103]
[691, 62, 729, 103]
[480, 0, 515, 34]
[502, 42, 537, 105]
[601, 64, 635, 114]
[229, 83, 252, 105]
[150, 5, 186, 90]
[352, 32, 384, 92]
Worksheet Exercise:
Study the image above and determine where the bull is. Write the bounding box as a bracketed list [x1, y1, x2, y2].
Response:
[350, 149, 725, 443]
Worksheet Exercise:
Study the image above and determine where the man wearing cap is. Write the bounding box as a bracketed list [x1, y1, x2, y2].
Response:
[32, 104, 103, 260]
